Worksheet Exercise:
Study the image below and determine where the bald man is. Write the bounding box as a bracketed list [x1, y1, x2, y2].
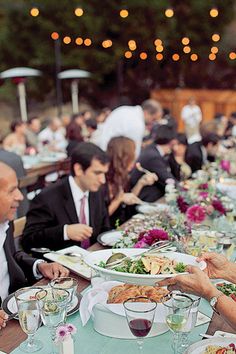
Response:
[0, 162, 69, 329]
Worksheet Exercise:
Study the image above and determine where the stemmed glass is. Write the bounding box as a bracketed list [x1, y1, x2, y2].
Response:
[50, 277, 78, 310]
[162, 292, 193, 354]
[36, 288, 69, 354]
[123, 296, 157, 353]
[15, 287, 43, 353]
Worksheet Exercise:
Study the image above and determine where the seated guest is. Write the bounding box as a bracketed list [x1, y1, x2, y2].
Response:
[66, 121, 83, 156]
[0, 162, 68, 326]
[106, 137, 157, 226]
[0, 149, 29, 217]
[168, 133, 191, 181]
[85, 118, 98, 141]
[157, 252, 236, 331]
[38, 117, 67, 152]
[130, 125, 176, 202]
[3, 120, 26, 156]
[185, 133, 220, 173]
[25, 116, 41, 150]
[22, 142, 110, 252]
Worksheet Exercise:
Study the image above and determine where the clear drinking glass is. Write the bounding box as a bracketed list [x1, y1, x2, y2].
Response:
[123, 297, 157, 353]
[36, 288, 69, 354]
[162, 293, 193, 354]
[15, 287, 43, 353]
[179, 295, 201, 350]
[50, 277, 78, 310]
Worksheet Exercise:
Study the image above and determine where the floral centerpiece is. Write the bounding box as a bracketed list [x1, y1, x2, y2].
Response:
[55, 323, 77, 354]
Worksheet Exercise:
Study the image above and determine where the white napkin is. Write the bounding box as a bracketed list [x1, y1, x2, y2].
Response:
[79, 280, 121, 326]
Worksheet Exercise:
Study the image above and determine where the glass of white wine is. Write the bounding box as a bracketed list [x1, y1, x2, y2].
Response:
[36, 288, 69, 354]
[162, 292, 193, 354]
[15, 287, 43, 353]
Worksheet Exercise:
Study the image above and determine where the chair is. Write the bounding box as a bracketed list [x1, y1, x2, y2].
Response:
[13, 216, 26, 250]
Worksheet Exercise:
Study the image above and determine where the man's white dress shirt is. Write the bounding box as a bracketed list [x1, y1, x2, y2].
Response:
[0, 222, 10, 301]
[64, 176, 89, 240]
[38, 127, 67, 151]
[95, 105, 145, 157]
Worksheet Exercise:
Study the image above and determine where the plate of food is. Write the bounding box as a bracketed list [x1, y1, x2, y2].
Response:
[84, 249, 206, 286]
[216, 282, 236, 301]
[136, 203, 169, 215]
[97, 230, 123, 247]
[184, 338, 236, 354]
[2, 286, 81, 318]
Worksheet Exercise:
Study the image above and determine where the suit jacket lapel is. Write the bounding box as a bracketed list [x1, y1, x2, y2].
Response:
[62, 178, 79, 224]
[88, 193, 95, 229]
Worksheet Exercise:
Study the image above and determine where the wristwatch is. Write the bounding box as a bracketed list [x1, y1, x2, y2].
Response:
[209, 293, 224, 314]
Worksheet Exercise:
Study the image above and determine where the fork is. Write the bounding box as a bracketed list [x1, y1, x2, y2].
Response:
[105, 240, 172, 269]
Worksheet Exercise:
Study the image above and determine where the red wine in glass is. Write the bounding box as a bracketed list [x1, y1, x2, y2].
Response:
[129, 318, 152, 337]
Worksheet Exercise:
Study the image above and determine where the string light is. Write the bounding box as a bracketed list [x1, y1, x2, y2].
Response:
[120, 9, 129, 18]
[212, 34, 220, 42]
[84, 38, 92, 46]
[156, 53, 163, 61]
[210, 8, 218, 17]
[128, 40, 137, 51]
[209, 53, 216, 60]
[156, 45, 164, 52]
[75, 8, 83, 16]
[75, 37, 83, 45]
[165, 8, 174, 18]
[183, 46, 191, 53]
[140, 52, 147, 60]
[182, 37, 190, 45]
[229, 52, 236, 60]
[102, 40, 112, 48]
[190, 54, 198, 61]
[51, 32, 59, 40]
[154, 39, 162, 46]
[172, 54, 180, 61]
[63, 36, 71, 44]
[125, 51, 132, 58]
[30, 7, 39, 17]
[211, 46, 218, 54]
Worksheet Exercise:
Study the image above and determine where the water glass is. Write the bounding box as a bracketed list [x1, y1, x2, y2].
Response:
[50, 277, 78, 310]
[123, 297, 157, 352]
[15, 287, 43, 353]
[162, 293, 193, 354]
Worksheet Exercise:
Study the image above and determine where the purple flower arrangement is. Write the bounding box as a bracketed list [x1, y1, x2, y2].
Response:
[134, 228, 169, 248]
[55, 323, 77, 343]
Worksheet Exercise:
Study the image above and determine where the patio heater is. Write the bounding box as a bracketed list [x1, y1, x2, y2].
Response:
[0, 67, 41, 122]
[58, 69, 91, 113]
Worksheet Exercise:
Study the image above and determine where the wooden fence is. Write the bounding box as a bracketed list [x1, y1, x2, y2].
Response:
[150, 88, 236, 131]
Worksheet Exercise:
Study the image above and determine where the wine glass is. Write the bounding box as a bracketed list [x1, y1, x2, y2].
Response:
[123, 296, 157, 352]
[50, 277, 78, 310]
[15, 287, 43, 353]
[162, 292, 193, 354]
[36, 288, 69, 354]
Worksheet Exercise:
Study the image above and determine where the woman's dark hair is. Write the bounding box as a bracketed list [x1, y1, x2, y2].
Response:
[10, 120, 24, 132]
[71, 142, 109, 175]
[66, 121, 83, 141]
[176, 133, 188, 146]
[106, 136, 136, 198]
[154, 125, 176, 145]
[202, 133, 220, 147]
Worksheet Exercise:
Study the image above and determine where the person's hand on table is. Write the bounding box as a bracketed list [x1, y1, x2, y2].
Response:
[122, 193, 142, 205]
[37, 262, 69, 280]
[0, 309, 8, 329]
[197, 252, 230, 279]
[156, 265, 220, 301]
[67, 224, 93, 242]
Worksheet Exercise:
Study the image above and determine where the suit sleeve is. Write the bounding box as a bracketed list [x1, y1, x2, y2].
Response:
[22, 193, 65, 252]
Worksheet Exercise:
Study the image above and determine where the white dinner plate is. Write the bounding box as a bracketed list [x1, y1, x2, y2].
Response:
[184, 337, 236, 354]
[97, 230, 123, 247]
[2, 287, 81, 318]
[136, 203, 169, 215]
[44, 246, 91, 280]
[84, 249, 206, 286]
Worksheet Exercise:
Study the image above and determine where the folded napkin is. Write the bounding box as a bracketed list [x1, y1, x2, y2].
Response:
[79, 280, 121, 326]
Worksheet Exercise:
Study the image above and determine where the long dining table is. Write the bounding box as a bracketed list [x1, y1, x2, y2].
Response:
[0, 242, 235, 354]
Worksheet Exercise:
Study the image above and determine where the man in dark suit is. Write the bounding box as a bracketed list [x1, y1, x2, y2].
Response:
[185, 133, 220, 173]
[22, 142, 111, 252]
[0, 148, 29, 216]
[130, 126, 176, 202]
[0, 162, 69, 329]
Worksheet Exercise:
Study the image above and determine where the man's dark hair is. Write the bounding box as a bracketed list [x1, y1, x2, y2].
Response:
[154, 125, 176, 145]
[230, 112, 236, 119]
[28, 116, 39, 125]
[71, 142, 109, 175]
[202, 133, 220, 147]
[176, 133, 188, 146]
[10, 120, 24, 132]
[85, 118, 97, 130]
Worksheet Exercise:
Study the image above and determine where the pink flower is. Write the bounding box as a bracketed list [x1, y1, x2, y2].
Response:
[199, 191, 208, 199]
[134, 240, 149, 248]
[212, 199, 226, 215]
[55, 323, 77, 343]
[198, 183, 208, 190]
[177, 196, 189, 213]
[134, 229, 169, 247]
[186, 205, 206, 224]
[67, 324, 77, 335]
[220, 160, 231, 173]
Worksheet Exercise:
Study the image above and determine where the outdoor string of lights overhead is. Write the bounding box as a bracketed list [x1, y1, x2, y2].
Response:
[30, 6, 236, 61]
